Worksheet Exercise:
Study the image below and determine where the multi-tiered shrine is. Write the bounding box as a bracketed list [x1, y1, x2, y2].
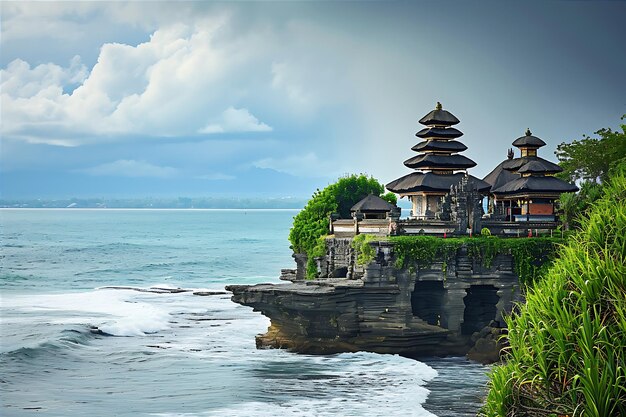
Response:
[331, 102, 579, 237]
[484, 129, 578, 222]
[386, 102, 490, 219]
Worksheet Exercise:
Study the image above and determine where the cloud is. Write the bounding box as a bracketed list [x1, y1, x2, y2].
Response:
[199, 107, 272, 134]
[81, 160, 178, 178]
[1, 18, 274, 145]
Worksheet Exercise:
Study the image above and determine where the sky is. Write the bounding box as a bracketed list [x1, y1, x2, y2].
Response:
[1, 1, 625, 199]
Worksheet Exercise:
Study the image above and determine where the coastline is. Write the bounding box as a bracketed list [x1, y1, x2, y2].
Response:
[0, 207, 301, 211]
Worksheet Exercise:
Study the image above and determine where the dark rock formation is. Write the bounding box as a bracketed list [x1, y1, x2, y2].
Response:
[227, 238, 529, 362]
[466, 322, 508, 364]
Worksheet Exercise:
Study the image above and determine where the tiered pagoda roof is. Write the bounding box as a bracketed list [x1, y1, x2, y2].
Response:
[386, 102, 490, 194]
[487, 129, 578, 198]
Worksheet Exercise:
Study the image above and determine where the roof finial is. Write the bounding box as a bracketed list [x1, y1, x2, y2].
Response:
[435, 101, 442, 110]
[525, 128, 532, 136]
[507, 148, 514, 160]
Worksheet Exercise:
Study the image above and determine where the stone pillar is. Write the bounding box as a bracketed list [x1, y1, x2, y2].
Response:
[442, 282, 469, 332]
[495, 283, 521, 325]
[353, 212, 363, 235]
[293, 253, 308, 281]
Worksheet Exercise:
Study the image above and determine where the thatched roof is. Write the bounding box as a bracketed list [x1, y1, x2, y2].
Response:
[386, 172, 491, 194]
[351, 194, 397, 212]
[415, 127, 463, 139]
[412, 140, 468, 153]
[404, 153, 476, 170]
[491, 176, 578, 196]
[483, 159, 520, 191]
[512, 129, 547, 148]
[517, 160, 562, 175]
[418, 102, 460, 126]
[502, 156, 562, 172]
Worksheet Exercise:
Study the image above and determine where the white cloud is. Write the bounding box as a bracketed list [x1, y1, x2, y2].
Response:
[199, 107, 272, 134]
[1, 19, 274, 145]
[82, 160, 178, 178]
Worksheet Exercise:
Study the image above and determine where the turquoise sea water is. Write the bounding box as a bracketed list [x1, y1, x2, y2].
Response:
[1, 209, 487, 416]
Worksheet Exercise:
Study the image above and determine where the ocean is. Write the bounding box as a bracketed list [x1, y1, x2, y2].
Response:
[0, 209, 487, 416]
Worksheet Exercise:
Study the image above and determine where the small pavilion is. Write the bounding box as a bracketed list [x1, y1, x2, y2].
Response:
[350, 194, 398, 220]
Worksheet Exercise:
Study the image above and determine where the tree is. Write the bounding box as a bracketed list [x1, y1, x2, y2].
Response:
[555, 116, 626, 184]
[556, 116, 626, 229]
[558, 181, 603, 230]
[381, 192, 398, 205]
[288, 174, 393, 277]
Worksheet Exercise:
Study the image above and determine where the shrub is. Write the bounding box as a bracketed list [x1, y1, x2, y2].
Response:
[288, 174, 391, 278]
[351, 234, 379, 266]
[391, 235, 562, 286]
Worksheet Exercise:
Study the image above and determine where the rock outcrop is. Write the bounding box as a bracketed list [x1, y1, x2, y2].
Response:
[227, 238, 530, 361]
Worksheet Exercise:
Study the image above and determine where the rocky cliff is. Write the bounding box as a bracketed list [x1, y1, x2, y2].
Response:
[227, 238, 535, 362]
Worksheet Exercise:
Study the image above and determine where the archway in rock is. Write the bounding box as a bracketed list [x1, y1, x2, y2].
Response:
[461, 285, 499, 335]
[411, 280, 446, 327]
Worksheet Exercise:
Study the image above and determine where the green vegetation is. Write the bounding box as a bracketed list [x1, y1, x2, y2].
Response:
[557, 116, 626, 230]
[556, 116, 626, 184]
[351, 234, 380, 266]
[288, 174, 391, 278]
[558, 181, 604, 230]
[465, 237, 563, 287]
[391, 236, 464, 274]
[391, 236, 563, 286]
[481, 164, 626, 417]
[381, 192, 398, 205]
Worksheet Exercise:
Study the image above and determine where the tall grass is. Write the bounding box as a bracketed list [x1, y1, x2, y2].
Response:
[480, 166, 626, 416]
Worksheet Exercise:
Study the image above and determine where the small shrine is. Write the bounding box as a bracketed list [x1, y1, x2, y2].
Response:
[483, 129, 579, 222]
[350, 194, 399, 220]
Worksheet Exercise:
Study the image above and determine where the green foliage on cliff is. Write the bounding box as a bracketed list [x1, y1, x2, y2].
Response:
[288, 174, 390, 278]
[351, 234, 379, 266]
[390, 236, 563, 286]
[481, 164, 626, 417]
[391, 236, 463, 274]
[465, 237, 563, 287]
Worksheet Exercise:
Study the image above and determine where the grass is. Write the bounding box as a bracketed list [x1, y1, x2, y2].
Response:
[480, 165, 626, 417]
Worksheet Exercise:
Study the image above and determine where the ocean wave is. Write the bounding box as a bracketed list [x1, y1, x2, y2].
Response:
[1, 243, 26, 248]
[2, 289, 173, 338]
[63, 242, 149, 254]
[150, 352, 438, 417]
[0, 327, 97, 360]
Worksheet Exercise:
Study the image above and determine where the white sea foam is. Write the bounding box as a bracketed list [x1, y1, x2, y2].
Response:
[3, 289, 172, 337]
[150, 352, 438, 417]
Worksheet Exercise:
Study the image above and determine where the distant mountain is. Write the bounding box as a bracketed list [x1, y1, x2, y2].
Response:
[0, 196, 308, 209]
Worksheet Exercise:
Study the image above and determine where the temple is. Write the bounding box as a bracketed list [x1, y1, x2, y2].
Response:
[332, 103, 578, 237]
[386, 102, 491, 219]
[483, 129, 578, 222]
[228, 102, 580, 362]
